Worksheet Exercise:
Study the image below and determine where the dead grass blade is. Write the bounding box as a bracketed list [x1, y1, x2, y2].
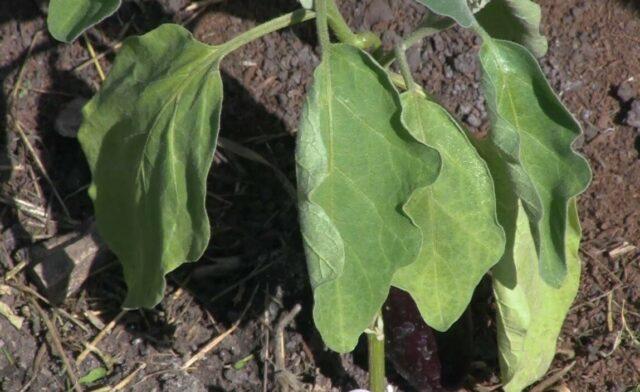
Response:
[29, 298, 82, 392]
[182, 285, 257, 370]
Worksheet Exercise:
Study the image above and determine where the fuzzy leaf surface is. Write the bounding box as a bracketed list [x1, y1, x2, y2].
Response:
[79, 24, 223, 308]
[296, 44, 438, 352]
[477, 36, 590, 286]
[48, 0, 121, 42]
[492, 200, 581, 392]
[392, 91, 505, 331]
[476, 0, 548, 57]
[412, 0, 475, 27]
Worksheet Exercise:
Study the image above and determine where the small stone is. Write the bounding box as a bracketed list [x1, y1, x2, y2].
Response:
[407, 46, 421, 71]
[583, 124, 599, 142]
[625, 100, 640, 128]
[453, 53, 475, 75]
[457, 103, 472, 116]
[465, 113, 482, 128]
[364, 0, 393, 27]
[596, 113, 610, 129]
[616, 81, 635, 102]
[54, 97, 88, 138]
[431, 35, 444, 52]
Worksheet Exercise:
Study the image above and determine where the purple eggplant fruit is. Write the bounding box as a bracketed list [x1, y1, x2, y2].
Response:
[384, 287, 443, 391]
[384, 288, 474, 391]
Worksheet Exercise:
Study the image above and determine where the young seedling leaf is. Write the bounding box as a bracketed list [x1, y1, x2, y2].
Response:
[79, 366, 108, 385]
[492, 199, 581, 392]
[476, 0, 548, 57]
[392, 91, 505, 331]
[411, 0, 489, 27]
[48, 0, 122, 42]
[296, 44, 439, 352]
[78, 24, 224, 308]
[476, 35, 591, 286]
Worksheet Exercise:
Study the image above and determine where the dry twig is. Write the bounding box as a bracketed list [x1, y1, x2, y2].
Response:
[83, 33, 106, 81]
[29, 298, 82, 392]
[14, 121, 73, 221]
[181, 286, 258, 370]
[607, 242, 637, 259]
[274, 304, 303, 392]
[530, 361, 576, 392]
[76, 309, 128, 364]
[11, 31, 43, 99]
[112, 362, 147, 391]
[8, 283, 90, 332]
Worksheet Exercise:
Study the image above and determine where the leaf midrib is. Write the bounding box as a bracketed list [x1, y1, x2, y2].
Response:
[486, 43, 583, 191]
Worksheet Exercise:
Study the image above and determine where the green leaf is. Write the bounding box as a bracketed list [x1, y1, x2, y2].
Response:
[476, 0, 548, 57]
[392, 91, 505, 331]
[232, 354, 254, 370]
[412, 12, 456, 39]
[79, 367, 108, 385]
[78, 24, 224, 308]
[412, 0, 474, 27]
[296, 44, 438, 352]
[47, 0, 121, 42]
[412, 0, 489, 27]
[476, 35, 591, 286]
[492, 199, 581, 392]
[298, 0, 313, 10]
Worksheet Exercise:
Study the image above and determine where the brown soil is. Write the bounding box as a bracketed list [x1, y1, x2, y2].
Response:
[0, 0, 638, 391]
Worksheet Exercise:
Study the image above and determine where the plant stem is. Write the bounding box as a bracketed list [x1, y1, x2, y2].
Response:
[326, 0, 354, 44]
[316, 0, 331, 50]
[326, 0, 380, 50]
[394, 44, 418, 92]
[377, 12, 454, 67]
[403, 14, 455, 50]
[367, 312, 386, 392]
[221, 9, 316, 56]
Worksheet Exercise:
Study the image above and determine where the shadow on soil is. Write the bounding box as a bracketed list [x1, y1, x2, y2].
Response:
[0, 0, 498, 390]
[617, 0, 640, 15]
[0, 1, 354, 388]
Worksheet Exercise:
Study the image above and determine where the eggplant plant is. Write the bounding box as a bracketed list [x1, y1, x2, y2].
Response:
[47, 0, 591, 391]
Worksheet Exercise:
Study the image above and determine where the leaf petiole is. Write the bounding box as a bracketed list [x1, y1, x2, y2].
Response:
[220, 9, 316, 57]
[394, 44, 419, 93]
[315, 0, 331, 50]
[326, 0, 381, 51]
[377, 12, 454, 67]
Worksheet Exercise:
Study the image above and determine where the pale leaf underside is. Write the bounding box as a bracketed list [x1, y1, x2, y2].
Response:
[477, 37, 591, 286]
[392, 91, 505, 331]
[493, 200, 581, 392]
[476, 0, 548, 57]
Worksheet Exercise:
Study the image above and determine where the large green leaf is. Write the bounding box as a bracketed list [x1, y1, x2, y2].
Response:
[476, 35, 591, 286]
[295, 44, 439, 352]
[493, 199, 581, 392]
[78, 24, 224, 308]
[48, 0, 121, 42]
[411, 0, 488, 27]
[392, 91, 505, 331]
[476, 0, 548, 57]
